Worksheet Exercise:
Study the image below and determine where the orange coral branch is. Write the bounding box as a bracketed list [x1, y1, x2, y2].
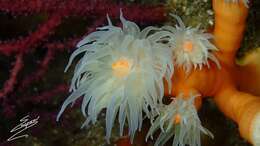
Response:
[170, 64, 222, 97]
[235, 48, 260, 96]
[214, 84, 260, 145]
[213, 0, 249, 65]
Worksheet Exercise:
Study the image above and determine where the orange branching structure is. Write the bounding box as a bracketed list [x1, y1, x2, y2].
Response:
[236, 47, 260, 96]
[164, 0, 260, 145]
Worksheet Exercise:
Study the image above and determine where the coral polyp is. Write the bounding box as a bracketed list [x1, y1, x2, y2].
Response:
[57, 12, 174, 142]
[163, 14, 220, 73]
[146, 94, 213, 146]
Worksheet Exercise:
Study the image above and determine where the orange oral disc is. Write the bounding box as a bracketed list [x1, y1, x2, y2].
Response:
[174, 114, 182, 124]
[183, 41, 193, 52]
[112, 58, 131, 77]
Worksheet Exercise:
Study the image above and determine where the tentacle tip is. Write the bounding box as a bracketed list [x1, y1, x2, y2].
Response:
[56, 115, 61, 122]
[106, 138, 111, 144]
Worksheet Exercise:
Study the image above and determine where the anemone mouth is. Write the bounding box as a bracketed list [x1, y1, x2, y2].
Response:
[183, 40, 194, 53]
[146, 94, 213, 146]
[112, 58, 132, 78]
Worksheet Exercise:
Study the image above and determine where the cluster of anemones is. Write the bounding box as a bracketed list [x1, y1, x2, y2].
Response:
[57, 12, 219, 146]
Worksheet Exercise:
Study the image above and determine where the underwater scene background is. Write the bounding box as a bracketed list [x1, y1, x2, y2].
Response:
[0, 0, 259, 146]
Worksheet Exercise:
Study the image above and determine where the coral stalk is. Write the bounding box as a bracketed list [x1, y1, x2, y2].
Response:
[0, 53, 23, 98]
[214, 84, 260, 146]
[213, 0, 249, 65]
[235, 48, 260, 96]
[167, 63, 223, 97]
[0, 12, 63, 55]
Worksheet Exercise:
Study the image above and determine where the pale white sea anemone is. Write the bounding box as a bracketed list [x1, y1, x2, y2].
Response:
[146, 93, 213, 146]
[224, 0, 249, 7]
[56, 11, 174, 142]
[163, 14, 220, 74]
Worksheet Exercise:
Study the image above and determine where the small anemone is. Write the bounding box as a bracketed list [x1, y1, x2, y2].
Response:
[146, 93, 213, 146]
[162, 14, 220, 74]
[224, 0, 249, 8]
[56, 10, 174, 143]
